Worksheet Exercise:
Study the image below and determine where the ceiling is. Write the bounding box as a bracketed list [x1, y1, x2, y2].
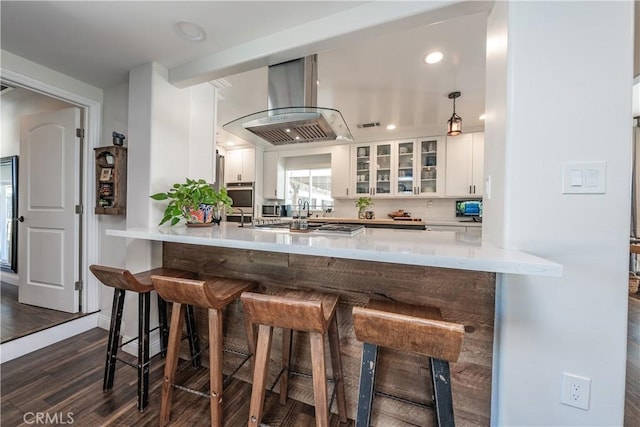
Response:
[1, 1, 494, 146]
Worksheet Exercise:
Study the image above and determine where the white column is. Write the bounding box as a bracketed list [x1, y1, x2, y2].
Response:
[484, 2, 634, 425]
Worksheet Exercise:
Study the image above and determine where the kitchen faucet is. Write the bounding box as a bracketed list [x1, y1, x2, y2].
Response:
[235, 207, 245, 227]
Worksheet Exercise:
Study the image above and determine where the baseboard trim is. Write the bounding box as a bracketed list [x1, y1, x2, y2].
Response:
[121, 330, 162, 358]
[0, 313, 100, 364]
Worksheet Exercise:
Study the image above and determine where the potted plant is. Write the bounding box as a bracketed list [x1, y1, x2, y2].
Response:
[355, 196, 374, 219]
[150, 178, 233, 226]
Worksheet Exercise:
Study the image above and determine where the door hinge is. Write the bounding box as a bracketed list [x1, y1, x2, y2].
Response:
[75, 280, 83, 291]
[76, 128, 85, 138]
[75, 204, 83, 215]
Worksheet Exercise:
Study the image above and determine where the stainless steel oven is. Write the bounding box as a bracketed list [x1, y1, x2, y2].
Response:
[226, 182, 254, 224]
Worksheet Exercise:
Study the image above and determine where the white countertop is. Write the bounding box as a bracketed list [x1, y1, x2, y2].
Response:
[106, 223, 562, 277]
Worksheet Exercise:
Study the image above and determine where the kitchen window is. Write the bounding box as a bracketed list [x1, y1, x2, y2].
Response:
[285, 168, 333, 209]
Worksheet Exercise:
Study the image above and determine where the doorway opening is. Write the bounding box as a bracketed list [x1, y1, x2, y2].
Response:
[0, 72, 101, 349]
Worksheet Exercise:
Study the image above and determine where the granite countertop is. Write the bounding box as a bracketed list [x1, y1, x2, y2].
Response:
[107, 223, 562, 277]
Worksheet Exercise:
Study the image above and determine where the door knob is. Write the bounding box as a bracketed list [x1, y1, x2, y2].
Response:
[17, 216, 24, 222]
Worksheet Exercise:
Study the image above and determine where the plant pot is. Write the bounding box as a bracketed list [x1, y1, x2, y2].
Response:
[358, 207, 366, 219]
[185, 204, 219, 226]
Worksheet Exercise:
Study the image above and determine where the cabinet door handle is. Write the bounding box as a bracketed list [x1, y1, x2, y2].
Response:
[469, 185, 472, 194]
[473, 185, 476, 194]
[17, 216, 24, 222]
[346, 188, 349, 196]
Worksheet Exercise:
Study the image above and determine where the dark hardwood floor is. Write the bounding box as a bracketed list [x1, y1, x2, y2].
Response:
[1, 297, 638, 425]
[626, 294, 640, 427]
[1, 282, 88, 343]
[0, 328, 353, 426]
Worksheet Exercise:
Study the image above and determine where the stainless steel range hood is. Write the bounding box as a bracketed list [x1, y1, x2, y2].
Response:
[222, 55, 353, 147]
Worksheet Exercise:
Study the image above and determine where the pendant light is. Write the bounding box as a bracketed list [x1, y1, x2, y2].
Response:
[447, 91, 462, 136]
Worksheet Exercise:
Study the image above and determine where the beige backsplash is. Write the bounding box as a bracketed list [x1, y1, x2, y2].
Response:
[331, 198, 463, 222]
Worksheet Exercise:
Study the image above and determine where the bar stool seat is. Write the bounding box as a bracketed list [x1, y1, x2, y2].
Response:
[352, 300, 465, 427]
[241, 289, 348, 427]
[151, 274, 256, 427]
[89, 265, 201, 412]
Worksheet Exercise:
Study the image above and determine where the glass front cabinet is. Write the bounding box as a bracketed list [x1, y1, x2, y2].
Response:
[416, 136, 445, 196]
[351, 137, 444, 197]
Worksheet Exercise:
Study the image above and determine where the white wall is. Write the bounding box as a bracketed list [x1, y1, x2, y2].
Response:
[485, 2, 633, 425]
[97, 81, 129, 326]
[118, 62, 217, 349]
[189, 83, 217, 182]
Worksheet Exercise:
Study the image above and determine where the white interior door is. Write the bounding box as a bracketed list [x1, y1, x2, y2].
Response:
[18, 107, 81, 313]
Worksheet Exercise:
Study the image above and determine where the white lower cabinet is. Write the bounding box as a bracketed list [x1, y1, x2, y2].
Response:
[425, 225, 482, 234]
[445, 132, 484, 197]
[425, 225, 461, 232]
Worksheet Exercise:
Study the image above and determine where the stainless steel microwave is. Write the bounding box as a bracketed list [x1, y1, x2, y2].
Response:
[262, 204, 281, 217]
[261, 204, 292, 217]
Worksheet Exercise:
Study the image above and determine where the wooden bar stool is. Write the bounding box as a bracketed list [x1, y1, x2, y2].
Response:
[151, 274, 256, 427]
[241, 289, 348, 427]
[352, 300, 465, 427]
[89, 265, 201, 412]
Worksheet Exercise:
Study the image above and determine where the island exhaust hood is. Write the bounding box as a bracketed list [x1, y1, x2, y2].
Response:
[222, 55, 353, 147]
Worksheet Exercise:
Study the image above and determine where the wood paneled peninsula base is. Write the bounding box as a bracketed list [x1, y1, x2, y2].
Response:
[163, 242, 494, 426]
[107, 224, 562, 426]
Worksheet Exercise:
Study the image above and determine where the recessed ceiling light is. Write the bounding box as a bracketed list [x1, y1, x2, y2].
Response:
[386, 124, 396, 130]
[175, 21, 206, 42]
[479, 114, 486, 120]
[424, 51, 443, 64]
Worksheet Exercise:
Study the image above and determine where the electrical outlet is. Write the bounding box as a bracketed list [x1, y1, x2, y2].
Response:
[561, 373, 591, 410]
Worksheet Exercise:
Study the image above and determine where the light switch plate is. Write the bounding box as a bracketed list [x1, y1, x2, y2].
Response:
[562, 161, 606, 194]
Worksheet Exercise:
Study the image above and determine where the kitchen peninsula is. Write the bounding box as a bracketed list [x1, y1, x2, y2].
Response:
[107, 223, 561, 425]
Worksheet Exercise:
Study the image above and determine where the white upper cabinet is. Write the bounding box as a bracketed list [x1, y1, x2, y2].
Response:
[445, 132, 484, 197]
[262, 151, 285, 199]
[415, 137, 446, 196]
[331, 144, 351, 198]
[352, 141, 394, 197]
[352, 137, 444, 198]
[225, 148, 256, 183]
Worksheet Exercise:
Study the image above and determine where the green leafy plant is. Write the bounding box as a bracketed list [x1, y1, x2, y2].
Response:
[150, 178, 233, 226]
[355, 197, 374, 219]
[355, 196, 374, 210]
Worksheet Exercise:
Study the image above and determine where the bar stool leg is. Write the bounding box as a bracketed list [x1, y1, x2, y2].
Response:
[328, 315, 348, 423]
[355, 342, 379, 427]
[244, 308, 257, 373]
[309, 331, 329, 427]
[209, 308, 224, 427]
[137, 292, 151, 411]
[160, 302, 185, 427]
[279, 328, 293, 405]
[430, 358, 455, 427]
[248, 324, 274, 427]
[185, 304, 202, 368]
[157, 294, 168, 358]
[104, 289, 126, 392]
